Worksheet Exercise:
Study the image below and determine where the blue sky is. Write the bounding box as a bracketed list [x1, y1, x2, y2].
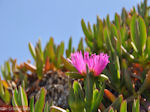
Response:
[0, 0, 148, 66]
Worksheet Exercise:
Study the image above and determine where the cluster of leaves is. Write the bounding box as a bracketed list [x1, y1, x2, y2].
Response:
[28, 37, 84, 79]
[69, 82, 141, 112]
[28, 38, 65, 79]
[81, 0, 150, 111]
[12, 86, 66, 112]
[0, 77, 10, 104]
[68, 72, 106, 112]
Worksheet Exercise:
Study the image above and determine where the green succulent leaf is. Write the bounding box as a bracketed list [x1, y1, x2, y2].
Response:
[61, 56, 77, 72]
[30, 96, 35, 112]
[19, 86, 28, 106]
[44, 101, 49, 112]
[96, 16, 104, 48]
[130, 15, 147, 55]
[1, 88, 10, 104]
[77, 38, 84, 51]
[68, 82, 85, 112]
[66, 37, 72, 57]
[35, 88, 46, 112]
[114, 13, 121, 29]
[48, 37, 56, 62]
[146, 36, 150, 58]
[132, 97, 140, 112]
[35, 47, 44, 79]
[121, 8, 127, 24]
[66, 72, 84, 79]
[73, 81, 84, 103]
[0, 79, 4, 95]
[105, 95, 123, 112]
[68, 37, 72, 53]
[120, 100, 127, 112]
[108, 107, 115, 112]
[122, 60, 134, 94]
[84, 72, 94, 111]
[99, 74, 109, 82]
[85, 37, 93, 49]
[81, 19, 93, 41]
[91, 83, 105, 112]
[103, 27, 115, 54]
[12, 88, 19, 107]
[29, 42, 36, 60]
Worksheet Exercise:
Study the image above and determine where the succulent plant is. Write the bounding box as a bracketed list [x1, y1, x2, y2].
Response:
[1, 0, 150, 112]
[28, 37, 65, 79]
[12, 86, 49, 112]
[77, 0, 150, 111]
[0, 77, 10, 104]
[11, 86, 68, 112]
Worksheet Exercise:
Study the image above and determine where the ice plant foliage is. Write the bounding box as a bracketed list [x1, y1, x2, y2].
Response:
[70, 51, 109, 76]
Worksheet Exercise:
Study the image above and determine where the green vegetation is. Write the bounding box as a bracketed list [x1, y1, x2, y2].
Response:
[0, 0, 150, 111]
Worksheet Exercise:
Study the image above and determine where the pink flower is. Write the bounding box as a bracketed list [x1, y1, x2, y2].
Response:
[69, 51, 109, 76]
[70, 51, 87, 75]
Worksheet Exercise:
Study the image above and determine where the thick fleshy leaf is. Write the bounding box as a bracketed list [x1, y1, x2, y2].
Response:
[84, 72, 94, 111]
[99, 74, 109, 82]
[28, 42, 36, 60]
[130, 15, 147, 55]
[55, 42, 64, 68]
[96, 16, 104, 48]
[104, 89, 116, 102]
[29, 96, 34, 112]
[50, 106, 66, 112]
[108, 107, 115, 112]
[35, 47, 44, 79]
[19, 86, 28, 106]
[24, 62, 36, 73]
[65, 72, 84, 79]
[103, 27, 115, 54]
[81, 19, 93, 41]
[0, 87, 10, 104]
[68, 88, 76, 112]
[122, 60, 134, 94]
[68, 82, 85, 112]
[132, 97, 140, 112]
[91, 83, 105, 112]
[66, 37, 72, 57]
[120, 100, 127, 112]
[0, 78, 4, 95]
[35, 88, 46, 112]
[105, 95, 123, 112]
[12, 88, 18, 106]
[146, 36, 150, 58]
[121, 8, 127, 24]
[115, 56, 120, 80]
[68, 37, 72, 53]
[73, 81, 84, 111]
[44, 101, 49, 112]
[85, 37, 93, 49]
[138, 70, 150, 94]
[61, 56, 77, 72]
[12, 89, 22, 112]
[114, 13, 121, 29]
[48, 37, 55, 62]
[77, 38, 84, 51]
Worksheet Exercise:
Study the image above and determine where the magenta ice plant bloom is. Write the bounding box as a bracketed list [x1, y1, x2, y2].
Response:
[70, 51, 87, 75]
[84, 52, 110, 76]
[69, 51, 109, 76]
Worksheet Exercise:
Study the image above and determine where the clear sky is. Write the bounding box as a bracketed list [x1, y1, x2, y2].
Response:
[0, 0, 148, 66]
